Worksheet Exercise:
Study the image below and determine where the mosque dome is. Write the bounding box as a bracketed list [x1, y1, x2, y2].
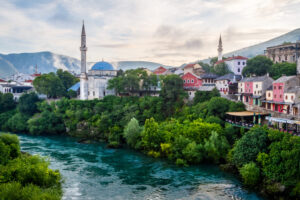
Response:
[91, 61, 114, 71]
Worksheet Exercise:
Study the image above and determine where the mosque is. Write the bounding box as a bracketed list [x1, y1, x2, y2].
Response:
[79, 22, 117, 100]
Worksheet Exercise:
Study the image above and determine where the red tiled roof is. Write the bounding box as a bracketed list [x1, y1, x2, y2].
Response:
[215, 56, 248, 65]
[32, 73, 41, 77]
[184, 64, 195, 69]
[0, 79, 6, 82]
[154, 66, 167, 75]
[25, 80, 33, 83]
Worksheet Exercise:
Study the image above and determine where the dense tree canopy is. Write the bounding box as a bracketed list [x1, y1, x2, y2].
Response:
[160, 74, 187, 117]
[269, 62, 296, 80]
[0, 93, 16, 113]
[33, 70, 78, 98]
[242, 56, 273, 77]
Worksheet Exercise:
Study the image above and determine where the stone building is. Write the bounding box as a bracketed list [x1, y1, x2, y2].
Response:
[265, 41, 300, 63]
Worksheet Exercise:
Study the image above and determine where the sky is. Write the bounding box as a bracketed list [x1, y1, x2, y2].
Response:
[0, 0, 300, 66]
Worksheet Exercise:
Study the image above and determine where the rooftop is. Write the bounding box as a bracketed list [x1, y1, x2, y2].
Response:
[91, 61, 115, 71]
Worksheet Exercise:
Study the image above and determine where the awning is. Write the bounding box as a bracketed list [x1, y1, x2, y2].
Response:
[226, 111, 269, 117]
[266, 116, 299, 124]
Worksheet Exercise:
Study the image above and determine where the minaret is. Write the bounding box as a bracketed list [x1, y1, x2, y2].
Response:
[297, 56, 300, 76]
[80, 21, 88, 100]
[218, 35, 223, 61]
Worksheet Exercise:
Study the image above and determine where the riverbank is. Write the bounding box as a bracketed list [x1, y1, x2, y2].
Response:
[0, 133, 62, 200]
[0, 94, 299, 199]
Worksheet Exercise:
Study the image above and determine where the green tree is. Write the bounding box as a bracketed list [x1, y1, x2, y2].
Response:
[231, 126, 268, 167]
[141, 118, 164, 151]
[160, 75, 187, 117]
[28, 111, 65, 135]
[18, 92, 39, 116]
[56, 69, 79, 90]
[0, 93, 16, 113]
[33, 73, 65, 98]
[204, 131, 230, 163]
[193, 88, 220, 105]
[123, 118, 143, 149]
[269, 62, 296, 80]
[213, 62, 231, 76]
[207, 97, 231, 120]
[239, 162, 260, 186]
[242, 55, 273, 76]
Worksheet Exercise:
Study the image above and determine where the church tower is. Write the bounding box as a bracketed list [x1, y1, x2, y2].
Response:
[218, 35, 223, 61]
[80, 21, 88, 100]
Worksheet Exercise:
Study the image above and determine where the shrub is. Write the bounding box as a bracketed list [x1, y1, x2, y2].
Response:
[123, 118, 142, 149]
[239, 162, 260, 186]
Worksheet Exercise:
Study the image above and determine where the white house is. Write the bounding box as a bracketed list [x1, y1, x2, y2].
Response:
[215, 56, 248, 75]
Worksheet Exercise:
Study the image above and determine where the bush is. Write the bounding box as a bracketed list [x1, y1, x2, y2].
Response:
[231, 126, 268, 167]
[175, 158, 188, 167]
[5, 113, 29, 133]
[123, 118, 142, 149]
[239, 162, 260, 186]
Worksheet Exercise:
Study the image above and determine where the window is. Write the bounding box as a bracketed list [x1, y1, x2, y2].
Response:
[274, 95, 276, 98]
[243, 62, 245, 65]
[191, 79, 194, 83]
[280, 95, 282, 98]
[189, 92, 191, 95]
[274, 86, 276, 89]
[285, 95, 288, 100]
[238, 68, 240, 72]
[279, 86, 282, 90]
[292, 96, 294, 100]
[238, 62, 240, 65]
[183, 80, 186, 83]
[187, 79, 190, 83]
[256, 84, 258, 88]
[93, 91, 95, 96]
[268, 93, 270, 97]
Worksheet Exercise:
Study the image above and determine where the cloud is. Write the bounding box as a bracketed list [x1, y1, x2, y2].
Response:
[0, 0, 299, 66]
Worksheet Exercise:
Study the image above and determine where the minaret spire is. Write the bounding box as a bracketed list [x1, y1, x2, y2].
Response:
[218, 34, 223, 61]
[80, 20, 88, 100]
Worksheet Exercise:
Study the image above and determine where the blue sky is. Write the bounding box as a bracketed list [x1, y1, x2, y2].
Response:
[0, 0, 300, 66]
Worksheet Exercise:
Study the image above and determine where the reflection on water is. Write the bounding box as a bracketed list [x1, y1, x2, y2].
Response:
[19, 134, 264, 200]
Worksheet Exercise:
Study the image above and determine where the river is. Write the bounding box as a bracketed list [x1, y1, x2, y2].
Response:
[18, 134, 264, 200]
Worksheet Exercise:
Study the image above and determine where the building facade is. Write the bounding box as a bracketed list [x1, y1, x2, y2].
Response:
[265, 41, 300, 63]
[238, 75, 274, 106]
[215, 56, 248, 76]
[216, 74, 241, 95]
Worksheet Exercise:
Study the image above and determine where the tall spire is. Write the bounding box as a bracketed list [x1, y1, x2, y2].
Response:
[81, 20, 86, 36]
[218, 34, 223, 61]
[80, 20, 88, 100]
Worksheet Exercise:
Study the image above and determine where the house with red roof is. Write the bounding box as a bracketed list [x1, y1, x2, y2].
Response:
[215, 56, 248, 75]
[183, 63, 205, 76]
[153, 66, 167, 75]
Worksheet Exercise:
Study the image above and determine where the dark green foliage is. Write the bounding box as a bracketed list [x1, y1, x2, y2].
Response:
[5, 113, 29, 133]
[242, 56, 273, 76]
[28, 111, 65, 135]
[213, 62, 231, 76]
[269, 62, 296, 80]
[206, 97, 231, 120]
[108, 68, 158, 95]
[160, 74, 187, 117]
[0, 110, 16, 130]
[0, 93, 16, 113]
[33, 70, 78, 98]
[257, 129, 300, 189]
[18, 92, 40, 116]
[231, 126, 268, 167]
[193, 88, 220, 105]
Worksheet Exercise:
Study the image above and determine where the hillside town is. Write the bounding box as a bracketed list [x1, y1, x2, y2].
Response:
[1, 22, 300, 136]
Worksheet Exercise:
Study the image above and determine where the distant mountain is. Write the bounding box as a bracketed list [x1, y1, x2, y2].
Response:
[0, 51, 80, 78]
[201, 28, 300, 63]
[0, 51, 164, 78]
[114, 61, 165, 71]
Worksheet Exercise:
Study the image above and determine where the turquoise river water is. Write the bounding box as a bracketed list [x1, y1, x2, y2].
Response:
[18, 134, 265, 200]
